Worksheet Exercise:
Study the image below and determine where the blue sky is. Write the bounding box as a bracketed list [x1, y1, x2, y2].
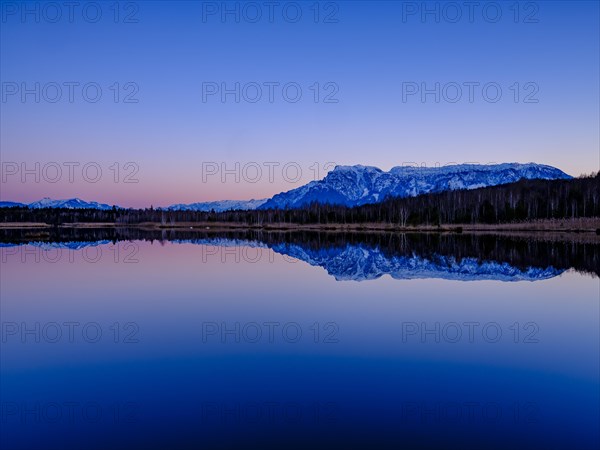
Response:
[1, 0, 598, 207]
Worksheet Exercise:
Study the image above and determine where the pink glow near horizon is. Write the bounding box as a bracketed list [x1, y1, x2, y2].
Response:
[0, 159, 591, 209]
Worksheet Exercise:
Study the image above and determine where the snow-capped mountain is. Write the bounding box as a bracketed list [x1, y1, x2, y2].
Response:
[26, 197, 116, 210]
[164, 198, 267, 212]
[260, 163, 572, 209]
[0, 201, 26, 208]
[0, 163, 572, 211]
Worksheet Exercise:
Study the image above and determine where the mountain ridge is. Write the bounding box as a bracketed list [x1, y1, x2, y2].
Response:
[0, 163, 572, 211]
[164, 198, 268, 212]
[0, 197, 115, 210]
[260, 162, 572, 209]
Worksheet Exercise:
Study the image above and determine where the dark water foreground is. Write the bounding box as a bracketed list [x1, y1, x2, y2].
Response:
[1, 229, 598, 449]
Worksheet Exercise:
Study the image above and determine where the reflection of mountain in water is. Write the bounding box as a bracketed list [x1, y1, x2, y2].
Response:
[268, 243, 564, 282]
[140, 238, 563, 281]
[3, 228, 597, 282]
[0, 240, 111, 250]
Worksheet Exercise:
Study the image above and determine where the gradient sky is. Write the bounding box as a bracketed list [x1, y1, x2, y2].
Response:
[1, 0, 598, 208]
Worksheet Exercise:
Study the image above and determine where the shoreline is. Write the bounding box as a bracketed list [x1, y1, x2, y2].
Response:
[1, 218, 599, 234]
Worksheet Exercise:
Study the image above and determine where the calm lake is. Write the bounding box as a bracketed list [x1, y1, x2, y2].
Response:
[1, 230, 599, 449]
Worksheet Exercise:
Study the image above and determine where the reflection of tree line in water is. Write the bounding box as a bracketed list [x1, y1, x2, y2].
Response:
[2, 227, 598, 277]
[3, 228, 600, 277]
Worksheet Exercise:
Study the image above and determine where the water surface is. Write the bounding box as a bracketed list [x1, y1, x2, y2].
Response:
[1, 231, 598, 449]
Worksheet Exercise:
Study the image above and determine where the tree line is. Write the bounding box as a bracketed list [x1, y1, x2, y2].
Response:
[1, 172, 598, 226]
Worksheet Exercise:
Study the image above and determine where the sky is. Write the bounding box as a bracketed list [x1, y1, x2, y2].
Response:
[1, 0, 599, 208]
